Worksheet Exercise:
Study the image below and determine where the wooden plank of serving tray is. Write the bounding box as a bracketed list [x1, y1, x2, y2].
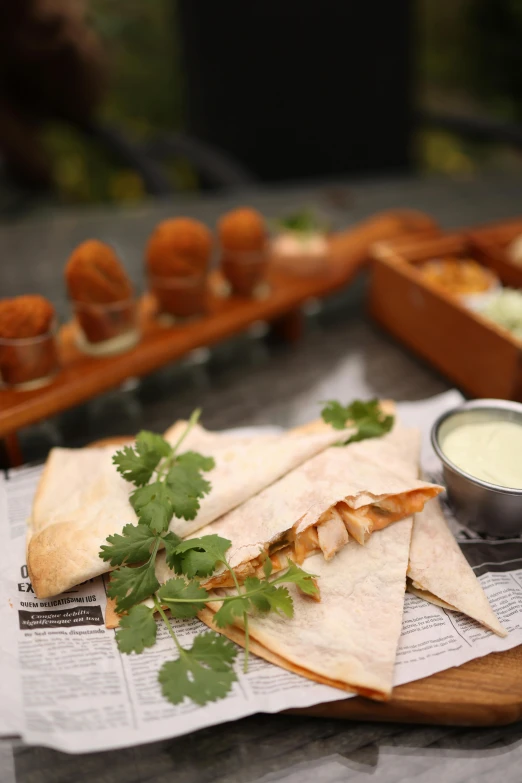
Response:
[0, 264, 360, 442]
[87, 434, 521, 728]
[0, 209, 440, 446]
[291, 646, 522, 727]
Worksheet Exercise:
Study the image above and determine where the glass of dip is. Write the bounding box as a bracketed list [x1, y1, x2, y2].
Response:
[431, 399, 522, 536]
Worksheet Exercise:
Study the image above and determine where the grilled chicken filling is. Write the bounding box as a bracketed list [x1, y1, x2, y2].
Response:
[204, 489, 435, 589]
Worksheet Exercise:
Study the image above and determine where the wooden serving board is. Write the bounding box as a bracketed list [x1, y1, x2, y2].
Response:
[86, 436, 522, 728]
[0, 208, 440, 466]
[292, 646, 522, 727]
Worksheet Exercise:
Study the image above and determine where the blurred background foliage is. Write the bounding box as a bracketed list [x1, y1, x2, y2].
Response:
[43, 0, 522, 204]
[418, 0, 522, 176]
[44, 0, 187, 204]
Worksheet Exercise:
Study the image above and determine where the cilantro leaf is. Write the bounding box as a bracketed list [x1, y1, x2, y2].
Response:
[158, 632, 237, 706]
[321, 400, 354, 430]
[173, 534, 232, 563]
[175, 451, 215, 472]
[346, 416, 394, 444]
[157, 577, 209, 619]
[115, 605, 157, 654]
[168, 549, 217, 578]
[130, 482, 176, 533]
[108, 560, 160, 613]
[213, 595, 249, 628]
[191, 629, 238, 668]
[162, 531, 183, 566]
[136, 431, 172, 460]
[242, 576, 294, 617]
[113, 445, 150, 485]
[257, 584, 294, 617]
[263, 557, 273, 579]
[113, 432, 172, 487]
[99, 523, 159, 566]
[165, 453, 214, 521]
[321, 398, 394, 444]
[243, 576, 270, 613]
[272, 561, 320, 598]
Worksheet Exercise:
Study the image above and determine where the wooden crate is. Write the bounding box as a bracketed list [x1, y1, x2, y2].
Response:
[369, 232, 522, 401]
[467, 217, 522, 289]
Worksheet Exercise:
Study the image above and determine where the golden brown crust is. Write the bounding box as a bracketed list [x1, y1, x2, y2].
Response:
[27, 422, 346, 600]
[146, 218, 212, 277]
[0, 295, 55, 339]
[27, 520, 110, 599]
[65, 240, 133, 303]
[218, 208, 266, 252]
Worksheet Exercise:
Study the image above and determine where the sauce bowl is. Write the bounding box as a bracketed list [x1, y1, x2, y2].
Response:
[431, 399, 522, 536]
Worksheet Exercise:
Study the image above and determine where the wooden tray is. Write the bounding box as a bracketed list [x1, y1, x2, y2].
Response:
[467, 216, 522, 289]
[89, 438, 522, 730]
[369, 232, 522, 402]
[292, 646, 522, 726]
[0, 265, 357, 455]
[0, 209, 440, 465]
[94, 427, 522, 728]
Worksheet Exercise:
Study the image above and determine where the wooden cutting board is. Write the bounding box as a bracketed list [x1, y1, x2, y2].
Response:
[91, 438, 522, 728]
[292, 645, 522, 727]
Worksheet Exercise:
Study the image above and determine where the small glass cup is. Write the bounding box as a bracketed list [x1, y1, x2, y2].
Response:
[149, 272, 208, 323]
[72, 298, 140, 357]
[220, 247, 270, 298]
[0, 320, 59, 389]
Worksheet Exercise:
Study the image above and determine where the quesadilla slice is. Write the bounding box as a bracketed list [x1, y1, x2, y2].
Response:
[201, 520, 414, 700]
[407, 498, 506, 637]
[202, 428, 442, 589]
[105, 425, 425, 699]
[27, 422, 349, 599]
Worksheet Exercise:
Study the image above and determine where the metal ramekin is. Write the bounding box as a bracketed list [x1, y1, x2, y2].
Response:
[431, 399, 522, 537]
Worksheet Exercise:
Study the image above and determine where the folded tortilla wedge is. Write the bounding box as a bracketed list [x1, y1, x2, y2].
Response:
[195, 502, 506, 701]
[106, 426, 425, 699]
[27, 421, 349, 599]
[407, 498, 506, 637]
[202, 521, 415, 700]
[201, 427, 442, 589]
[179, 427, 429, 699]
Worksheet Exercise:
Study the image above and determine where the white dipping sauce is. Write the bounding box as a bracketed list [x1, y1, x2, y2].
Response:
[441, 419, 522, 489]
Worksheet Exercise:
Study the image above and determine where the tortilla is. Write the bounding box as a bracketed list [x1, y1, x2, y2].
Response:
[407, 498, 506, 637]
[201, 427, 442, 588]
[104, 426, 425, 699]
[203, 520, 414, 700]
[193, 428, 428, 699]
[27, 421, 349, 599]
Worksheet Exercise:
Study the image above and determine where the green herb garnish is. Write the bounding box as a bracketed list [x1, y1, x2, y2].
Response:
[275, 208, 329, 235]
[321, 399, 394, 445]
[100, 408, 318, 708]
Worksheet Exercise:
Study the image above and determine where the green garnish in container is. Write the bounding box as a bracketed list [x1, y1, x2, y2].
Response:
[274, 208, 330, 236]
[481, 288, 522, 341]
[272, 209, 330, 276]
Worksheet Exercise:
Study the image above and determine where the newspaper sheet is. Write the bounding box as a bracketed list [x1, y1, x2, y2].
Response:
[1, 390, 521, 753]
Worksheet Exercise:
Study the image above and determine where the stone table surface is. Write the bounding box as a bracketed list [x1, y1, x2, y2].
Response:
[2, 174, 522, 782]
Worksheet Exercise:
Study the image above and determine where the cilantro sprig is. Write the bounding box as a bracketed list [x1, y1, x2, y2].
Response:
[321, 398, 394, 445]
[100, 408, 318, 709]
